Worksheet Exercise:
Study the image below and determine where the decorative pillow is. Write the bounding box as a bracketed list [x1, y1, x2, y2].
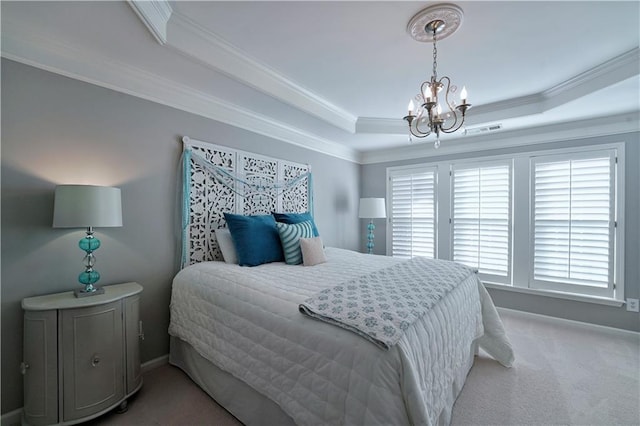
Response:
[276, 220, 314, 265]
[272, 211, 320, 237]
[300, 237, 327, 266]
[223, 213, 284, 267]
[214, 228, 238, 264]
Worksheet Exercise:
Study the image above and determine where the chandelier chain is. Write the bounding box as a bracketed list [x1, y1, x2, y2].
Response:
[432, 31, 438, 80]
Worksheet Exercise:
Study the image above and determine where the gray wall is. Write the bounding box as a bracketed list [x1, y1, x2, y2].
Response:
[361, 134, 640, 332]
[1, 59, 360, 414]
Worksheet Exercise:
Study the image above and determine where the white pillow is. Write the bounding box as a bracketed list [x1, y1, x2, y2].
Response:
[215, 228, 238, 264]
[299, 236, 327, 266]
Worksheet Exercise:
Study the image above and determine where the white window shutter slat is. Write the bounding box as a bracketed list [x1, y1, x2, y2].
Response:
[389, 168, 436, 259]
[452, 163, 511, 283]
[386, 145, 621, 301]
[532, 153, 614, 290]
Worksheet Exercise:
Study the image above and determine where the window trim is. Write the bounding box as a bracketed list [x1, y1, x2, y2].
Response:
[449, 159, 513, 285]
[483, 282, 625, 307]
[384, 141, 625, 303]
[529, 149, 618, 298]
[386, 164, 438, 259]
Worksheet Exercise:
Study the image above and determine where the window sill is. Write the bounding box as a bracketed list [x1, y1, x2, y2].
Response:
[482, 282, 625, 307]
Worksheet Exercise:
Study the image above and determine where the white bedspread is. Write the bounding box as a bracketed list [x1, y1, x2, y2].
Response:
[169, 248, 514, 425]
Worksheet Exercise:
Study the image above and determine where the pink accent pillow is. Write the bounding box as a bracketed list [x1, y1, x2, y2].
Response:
[299, 237, 327, 266]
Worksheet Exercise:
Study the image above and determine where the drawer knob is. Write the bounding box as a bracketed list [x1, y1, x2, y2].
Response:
[91, 356, 101, 367]
[20, 362, 30, 375]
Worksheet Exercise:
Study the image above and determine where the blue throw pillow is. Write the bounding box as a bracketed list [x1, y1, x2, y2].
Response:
[224, 213, 284, 267]
[272, 211, 320, 237]
[276, 221, 314, 265]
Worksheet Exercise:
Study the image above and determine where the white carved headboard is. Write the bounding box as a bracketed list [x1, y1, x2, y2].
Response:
[180, 136, 312, 267]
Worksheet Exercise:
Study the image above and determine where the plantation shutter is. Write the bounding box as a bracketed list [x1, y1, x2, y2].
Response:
[452, 162, 511, 283]
[532, 151, 615, 294]
[388, 167, 436, 259]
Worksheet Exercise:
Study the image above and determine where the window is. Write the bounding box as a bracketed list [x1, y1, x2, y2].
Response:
[531, 150, 617, 298]
[387, 166, 436, 259]
[386, 143, 624, 303]
[452, 162, 512, 284]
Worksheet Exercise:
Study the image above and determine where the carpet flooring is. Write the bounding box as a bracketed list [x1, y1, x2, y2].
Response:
[88, 309, 639, 426]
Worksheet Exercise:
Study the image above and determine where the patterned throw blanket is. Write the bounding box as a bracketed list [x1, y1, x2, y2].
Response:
[299, 257, 475, 349]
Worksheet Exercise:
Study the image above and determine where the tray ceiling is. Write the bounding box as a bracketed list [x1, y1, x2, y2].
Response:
[2, 1, 638, 163]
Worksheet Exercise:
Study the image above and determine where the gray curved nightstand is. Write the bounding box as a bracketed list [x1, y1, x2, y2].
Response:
[21, 282, 143, 426]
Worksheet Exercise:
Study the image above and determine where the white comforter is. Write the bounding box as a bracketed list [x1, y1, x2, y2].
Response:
[169, 248, 514, 425]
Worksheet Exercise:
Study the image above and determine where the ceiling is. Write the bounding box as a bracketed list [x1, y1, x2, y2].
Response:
[2, 1, 639, 163]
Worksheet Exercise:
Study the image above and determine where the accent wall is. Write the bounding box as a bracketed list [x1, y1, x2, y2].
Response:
[1, 59, 360, 415]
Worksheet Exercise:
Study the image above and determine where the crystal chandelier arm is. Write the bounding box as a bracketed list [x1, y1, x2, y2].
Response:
[437, 76, 472, 134]
[441, 77, 457, 113]
[441, 99, 471, 133]
[409, 127, 431, 138]
[405, 113, 431, 138]
[417, 107, 436, 134]
[438, 76, 461, 132]
[440, 119, 465, 134]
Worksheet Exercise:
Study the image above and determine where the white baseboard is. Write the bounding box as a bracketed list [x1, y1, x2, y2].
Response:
[1, 408, 22, 426]
[141, 354, 169, 373]
[497, 307, 640, 336]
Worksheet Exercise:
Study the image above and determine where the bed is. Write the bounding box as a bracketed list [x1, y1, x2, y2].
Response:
[168, 139, 514, 425]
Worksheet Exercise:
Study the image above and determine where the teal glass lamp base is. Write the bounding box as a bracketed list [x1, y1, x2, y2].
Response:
[75, 227, 104, 298]
[366, 220, 375, 254]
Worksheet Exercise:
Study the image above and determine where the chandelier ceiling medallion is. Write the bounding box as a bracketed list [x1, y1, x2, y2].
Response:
[403, 4, 471, 148]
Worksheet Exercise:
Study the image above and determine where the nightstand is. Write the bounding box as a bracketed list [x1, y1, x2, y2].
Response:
[21, 282, 144, 426]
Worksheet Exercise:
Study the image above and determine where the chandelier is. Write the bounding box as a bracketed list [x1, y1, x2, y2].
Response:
[403, 4, 471, 148]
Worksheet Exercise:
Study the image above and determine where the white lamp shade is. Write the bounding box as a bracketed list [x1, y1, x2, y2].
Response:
[358, 197, 386, 219]
[53, 185, 122, 228]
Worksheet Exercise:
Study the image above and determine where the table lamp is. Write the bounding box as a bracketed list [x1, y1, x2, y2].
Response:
[53, 185, 122, 297]
[358, 197, 386, 254]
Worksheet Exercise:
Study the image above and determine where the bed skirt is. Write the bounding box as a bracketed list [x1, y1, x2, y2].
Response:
[169, 335, 477, 426]
[169, 335, 296, 425]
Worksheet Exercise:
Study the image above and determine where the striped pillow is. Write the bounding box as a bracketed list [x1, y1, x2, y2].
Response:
[276, 220, 314, 265]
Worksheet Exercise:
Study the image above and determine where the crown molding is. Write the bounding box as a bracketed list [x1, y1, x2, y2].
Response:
[159, 10, 357, 134]
[542, 47, 639, 109]
[360, 111, 639, 164]
[3, 24, 635, 167]
[1, 29, 360, 164]
[464, 93, 545, 126]
[2, 5, 637, 167]
[126, 0, 173, 45]
[355, 117, 406, 134]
